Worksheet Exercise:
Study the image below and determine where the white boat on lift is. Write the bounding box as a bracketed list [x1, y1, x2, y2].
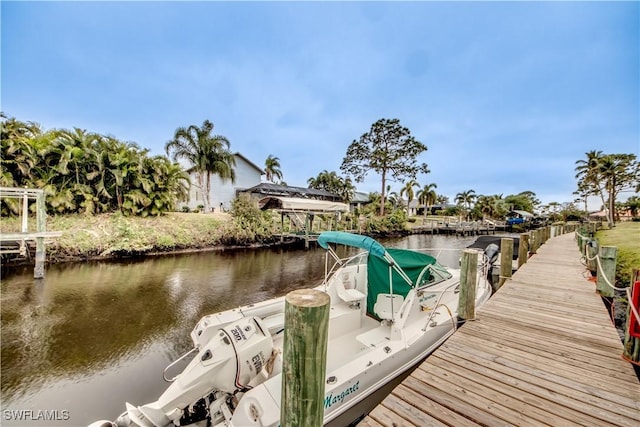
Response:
[90, 232, 492, 427]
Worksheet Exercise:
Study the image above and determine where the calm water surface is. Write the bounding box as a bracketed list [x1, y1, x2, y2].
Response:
[1, 234, 481, 426]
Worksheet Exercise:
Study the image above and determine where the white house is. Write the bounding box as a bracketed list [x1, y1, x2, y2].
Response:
[185, 153, 264, 212]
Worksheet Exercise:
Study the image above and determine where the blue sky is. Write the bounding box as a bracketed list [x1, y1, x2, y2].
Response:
[2, 1, 638, 207]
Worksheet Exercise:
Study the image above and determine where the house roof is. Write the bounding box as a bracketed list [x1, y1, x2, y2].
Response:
[242, 182, 342, 201]
[258, 196, 349, 212]
[350, 191, 371, 203]
[234, 152, 264, 174]
[510, 210, 534, 218]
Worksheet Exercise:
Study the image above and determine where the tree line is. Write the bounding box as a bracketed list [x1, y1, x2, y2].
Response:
[1, 114, 189, 216]
[574, 150, 639, 226]
[4, 112, 636, 225]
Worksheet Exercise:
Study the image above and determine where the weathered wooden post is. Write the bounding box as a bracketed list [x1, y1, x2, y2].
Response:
[623, 269, 640, 365]
[304, 214, 310, 249]
[498, 238, 514, 289]
[596, 246, 617, 298]
[34, 190, 46, 279]
[529, 230, 539, 255]
[458, 249, 478, 320]
[518, 233, 529, 268]
[578, 229, 588, 257]
[280, 213, 285, 243]
[21, 191, 29, 232]
[281, 289, 330, 427]
[585, 239, 598, 276]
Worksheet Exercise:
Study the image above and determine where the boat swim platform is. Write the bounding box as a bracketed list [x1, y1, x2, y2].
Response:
[360, 232, 640, 427]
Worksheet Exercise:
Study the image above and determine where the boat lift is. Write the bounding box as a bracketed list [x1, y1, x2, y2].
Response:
[0, 187, 61, 278]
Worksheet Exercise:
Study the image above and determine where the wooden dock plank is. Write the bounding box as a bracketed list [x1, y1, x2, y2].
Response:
[390, 384, 478, 427]
[436, 343, 640, 425]
[378, 392, 449, 427]
[411, 365, 552, 427]
[367, 403, 418, 427]
[450, 333, 639, 398]
[426, 356, 606, 427]
[429, 349, 637, 426]
[401, 375, 512, 427]
[360, 232, 640, 427]
[461, 321, 635, 381]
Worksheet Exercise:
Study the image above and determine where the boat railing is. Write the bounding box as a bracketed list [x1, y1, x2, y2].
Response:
[322, 251, 367, 288]
[419, 280, 461, 332]
[419, 252, 491, 333]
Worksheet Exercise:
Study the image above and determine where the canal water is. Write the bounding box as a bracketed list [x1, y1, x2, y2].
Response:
[1, 233, 485, 426]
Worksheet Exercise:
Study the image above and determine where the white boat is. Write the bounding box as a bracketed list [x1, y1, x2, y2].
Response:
[91, 232, 492, 427]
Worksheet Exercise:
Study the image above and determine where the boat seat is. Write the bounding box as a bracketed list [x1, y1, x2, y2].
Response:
[335, 273, 365, 304]
[373, 294, 404, 321]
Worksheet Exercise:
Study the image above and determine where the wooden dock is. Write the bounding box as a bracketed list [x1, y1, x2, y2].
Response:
[410, 220, 505, 236]
[360, 232, 640, 427]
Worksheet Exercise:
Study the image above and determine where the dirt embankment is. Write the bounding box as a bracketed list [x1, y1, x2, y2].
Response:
[1, 212, 286, 264]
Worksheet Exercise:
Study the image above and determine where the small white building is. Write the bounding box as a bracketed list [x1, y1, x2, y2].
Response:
[185, 153, 264, 212]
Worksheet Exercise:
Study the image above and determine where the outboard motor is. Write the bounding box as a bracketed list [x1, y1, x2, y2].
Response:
[121, 316, 273, 427]
[484, 243, 500, 266]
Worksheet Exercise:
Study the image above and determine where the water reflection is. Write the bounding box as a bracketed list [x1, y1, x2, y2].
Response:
[1, 233, 491, 426]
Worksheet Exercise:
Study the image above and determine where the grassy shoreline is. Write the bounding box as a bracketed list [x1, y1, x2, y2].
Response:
[4, 212, 638, 277]
[595, 221, 640, 287]
[0, 212, 273, 263]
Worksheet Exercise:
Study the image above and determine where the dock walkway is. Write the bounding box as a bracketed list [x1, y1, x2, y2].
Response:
[360, 232, 640, 427]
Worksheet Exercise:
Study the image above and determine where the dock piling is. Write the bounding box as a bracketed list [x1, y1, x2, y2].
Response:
[498, 238, 514, 289]
[596, 246, 617, 298]
[458, 249, 478, 320]
[281, 289, 330, 427]
[518, 233, 529, 268]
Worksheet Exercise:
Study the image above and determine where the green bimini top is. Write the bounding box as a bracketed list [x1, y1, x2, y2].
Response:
[366, 248, 438, 316]
[318, 231, 440, 316]
[317, 231, 386, 258]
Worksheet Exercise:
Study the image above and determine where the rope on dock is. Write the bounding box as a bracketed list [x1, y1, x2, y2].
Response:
[576, 231, 627, 291]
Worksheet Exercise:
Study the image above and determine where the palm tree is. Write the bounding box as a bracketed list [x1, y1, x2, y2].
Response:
[436, 195, 449, 205]
[455, 189, 476, 220]
[264, 155, 283, 183]
[417, 183, 437, 217]
[308, 170, 339, 189]
[475, 194, 506, 220]
[1, 115, 41, 187]
[165, 120, 235, 213]
[575, 150, 608, 222]
[387, 191, 401, 209]
[598, 155, 618, 225]
[307, 170, 354, 203]
[400, 179, 420, 216]
[475, 195, 493, 220]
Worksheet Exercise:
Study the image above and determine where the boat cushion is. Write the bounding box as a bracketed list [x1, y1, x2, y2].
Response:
[373, 293, 404, 321]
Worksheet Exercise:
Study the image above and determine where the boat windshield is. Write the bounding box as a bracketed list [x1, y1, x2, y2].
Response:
[417, 262, 452, 288]
[344, 252, 368, 267]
